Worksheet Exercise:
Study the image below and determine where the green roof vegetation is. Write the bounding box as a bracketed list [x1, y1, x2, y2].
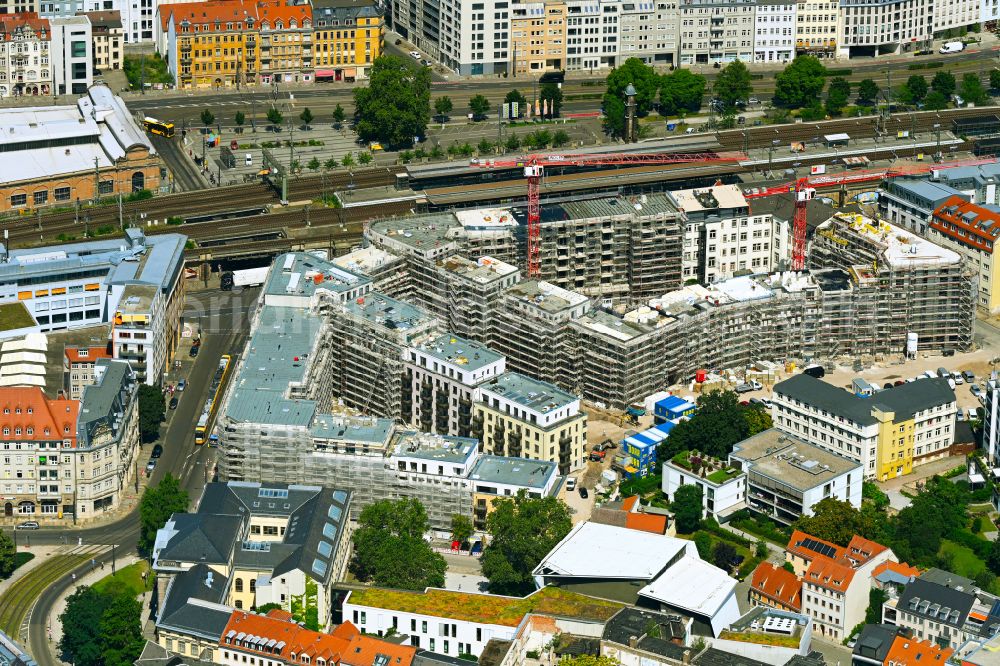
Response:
[348, 585, 623, 627]
[672, 450, 740, 485]
[719, 630, 801, 648]
[0, 302, 35, 332]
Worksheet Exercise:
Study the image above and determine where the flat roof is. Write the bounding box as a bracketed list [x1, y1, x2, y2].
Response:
[453, 208, 518, 229]
[439, 255, 518, 284]
[575, 309, 654, 342]
[533, 522, 689, 580]
[820, 214, 961, 267]
[263, 252, 367, 299]
[331, 247, 401, 275]
[344, 292, 435, 332]
[668, 184, 747, 213]
[504, 280, 589, 314]
[824, 133, 850, 141]
[410, 332, 504, 372]
[308, 414, 395, 445]
[480, 371, 578, 413]
[393, 433, 478, 465]
[347, 585, 623, 628]
[730, 428, 861, 490]
[367, 213, 461, 251]
[639, 555, 737, 618]
[469, 455, 557, 489]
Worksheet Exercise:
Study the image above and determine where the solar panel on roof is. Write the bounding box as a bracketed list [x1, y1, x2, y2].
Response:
[800, 538, 837, 559]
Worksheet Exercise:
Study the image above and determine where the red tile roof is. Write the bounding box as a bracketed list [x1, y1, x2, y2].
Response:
[885, 634, 953, 664]
[256, 0, 312, 28]
[220, 611, 416, 666]
[786, 530, 845, 564]
[0, 388, 78, 447]
[163, 0, 256, 31]
[845, 535, 888, 566]
[804, 556, 855, 594]
[931, 195, 1000, 255]
[65, 346, 111, 364]
[625, 511, 668, 535]
[750, 562, 802, 611]
[0, 12, 50, 40]
[873, 560, 920, 581]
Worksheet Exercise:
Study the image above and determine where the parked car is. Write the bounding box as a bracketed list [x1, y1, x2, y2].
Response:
[189, 345, 200, 358]
[169, 396, 178, 410]
[146, 459, 157, 474]
[952, 372, 965, 385]
[16, 521, 39, 530]
[972, 384, 983, 398]
[937, 367, 950, 379]
[151, 444, 163, 459]
[963, 370, 976, 382]
[578, 487, 589, 499]
[177, 379, 187, 391]
[893, 380, 905, 386]
[969, 407, 979, 421]
[735, 380, 763, 393]
[566, 477, 577, 491]
[409, 50, 421, 59]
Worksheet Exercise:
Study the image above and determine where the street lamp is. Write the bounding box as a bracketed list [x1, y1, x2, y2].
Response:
[933, 122, 942, 160]
[768, 139, 780, 176]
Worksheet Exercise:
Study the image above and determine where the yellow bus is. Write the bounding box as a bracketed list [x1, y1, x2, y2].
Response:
[143, 117, 175, 138]
[194, 354, 231, 445]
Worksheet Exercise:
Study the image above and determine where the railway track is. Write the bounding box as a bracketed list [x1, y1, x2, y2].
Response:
[0, 549, 94, 638]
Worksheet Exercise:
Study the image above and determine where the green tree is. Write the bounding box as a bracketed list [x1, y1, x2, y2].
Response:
[774, 56, 827, 108]
[324, 157, 337, 170]
[603, 57, 660, 137]
[671, 484, 703, 534]
[299, 107, 314, 129]
[342, 153, 355, 167]
[862, 481, 890, 511]
[712, 541, 737, 570]
[931, 70, 957, 98]
[478, 138, 494, 154]
[553, 129, 570, 147]
[656, 390, 752, 460]
[713, 60, 753, 111]
[857, 78, 879, 105]
[694, 531, 713, 559]
[924, 90, 949, 111]
[756, 539, 769, 559]
[504, 89, 527, 116]
[660, 68, 707, 116]
[307, 157, 320, 171]
[976, 570, 997, 592]
[434, 96, 454, 121]
[358, 152, 373, 165]
[138, 473, 189, 557]
[988, 537, 1000, 575]
[234, 110, 245, 133]
[469, 94, 491, 120]
[743, 404, 773, 436]
[797, 497, 888, 546]
[255, 603, 283, 614]
[451, 514, 474, 547]
[481, 491, 572, 595]
[99, 592, 144, 666]
[900, 75, 928, 104]
[826, 77, 851, 115]
[961, 73, 989, 105]
[350, 498, 446, 590]
[354, 55, 431, 148]
[557, 656, 620, 666]
[266, 106, 283, 130]
[991, 70, 1000, 91]
[866, 588, 889, 624]
[200, 109, 215, 128]
[0, 531, 13, 578]
[540, 82, 563, 117]
[332, 103, 346, 127]
[783, 561, 795, 573]
[59, 587, 113, 666]
[505, 133, 521, 152]
[137, 384, 164, 443]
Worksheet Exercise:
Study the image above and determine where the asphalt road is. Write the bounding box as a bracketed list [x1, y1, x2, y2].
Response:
[4, 291, 254, 666]
[150, 133, 207, 193]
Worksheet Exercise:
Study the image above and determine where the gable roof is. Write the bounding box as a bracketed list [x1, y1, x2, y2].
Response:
[786, 530, 844, 563]
[749, 562, 802, 611]
[156, 564, 234, 641]
[845, 535, 889, 566]
[803, 557, 855, 594]
[897, 577, 976, 630]
[157, 513, 243, 565]
[885, 634, 954, 664]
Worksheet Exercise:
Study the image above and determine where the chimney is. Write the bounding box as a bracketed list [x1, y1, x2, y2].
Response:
[682, 650, 692, 665]
[628, 636, 638, 649]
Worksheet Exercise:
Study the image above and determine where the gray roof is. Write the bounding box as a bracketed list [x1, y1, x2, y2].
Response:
[602, 608, 689, 660]
[412, 653, 471, 666]
[695, 647, 771, 666]
[884, 178, 963, 206]
[774, 374, 955, 426]
[77, 359, 134, 448]
[469, 455, 557, 490]
[78, 10, 122, 29]
[311, 0, 382, 20]
[0, 629, 35, 666]
[479, 371, 578, 413]
[156, 564, 233, 641]
[195, 482, 351, 584]
[411, 332, 504, 372]
[747, 192, 837, 233]
[730, 429, 861, 491]
[394, 433, 479, 465]
[263, 252, 368, 300]
[852, 624, 897, 663]
[898, 577, 976, 630]
[157, 514, 243, 565]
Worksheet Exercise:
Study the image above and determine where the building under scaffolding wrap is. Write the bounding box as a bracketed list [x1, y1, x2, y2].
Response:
[809, 213, 975, 353]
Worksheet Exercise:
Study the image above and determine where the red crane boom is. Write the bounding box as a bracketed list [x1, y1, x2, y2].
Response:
[471, 151, 746, 277]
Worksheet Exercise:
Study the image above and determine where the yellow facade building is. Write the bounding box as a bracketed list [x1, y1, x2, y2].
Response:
[873, 408, 914, 482]
[510, 0, 566, 75]
[311, 0, 384, 81]
[162, 0, 260, 89]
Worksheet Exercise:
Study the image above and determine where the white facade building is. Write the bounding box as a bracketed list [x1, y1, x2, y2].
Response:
[753, 0, 794, 62]
[619, 0, 677, 66]
[662, 456, 747, 520]
[677, 0, 754, 65]
[405, 332, 505, 438]
[984, 376, 1000, 492]
[0, 14, 51, 99]
[837, 0, 931, 58]
[49, 15, 91, 96]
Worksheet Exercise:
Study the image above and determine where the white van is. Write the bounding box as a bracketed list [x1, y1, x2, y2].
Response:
[565, 477, 577, 491]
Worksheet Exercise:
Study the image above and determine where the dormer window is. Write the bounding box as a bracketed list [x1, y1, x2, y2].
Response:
[26, 428, 32, 435]
[14, 408, 20, 414]
[3, 428, 8, 436]
[15, 428, 21, 436]
[26, 408, 32, 414]
[43, 428, 49, 435]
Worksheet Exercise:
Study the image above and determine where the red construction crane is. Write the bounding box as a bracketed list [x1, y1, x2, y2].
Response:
[745, 156, 1000, 270]
[471, 151, 745, 276]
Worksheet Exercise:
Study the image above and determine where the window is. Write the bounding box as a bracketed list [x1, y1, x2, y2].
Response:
[235, 578, 244, 592]
[10, 194, 26, 207]
[98, 180, 114, 195]
[33, 190, 48, 205]
[54, 187, 71, 201]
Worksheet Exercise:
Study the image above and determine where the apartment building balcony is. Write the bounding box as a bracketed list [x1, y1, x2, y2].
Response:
[246, 36, 256, 46]
[710, 15, 725, 23]
[180, 43, 191, 52]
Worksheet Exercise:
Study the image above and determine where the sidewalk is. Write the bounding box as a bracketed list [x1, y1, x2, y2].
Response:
[44, 551, 143, 651]
[0, 546, 61, 599]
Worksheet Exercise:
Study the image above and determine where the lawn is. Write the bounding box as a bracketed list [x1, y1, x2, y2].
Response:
[0, 303, 35, 332]
[92, 560, 153, 597]
[938, 540, 986, 579]
[1, 552, 35, 580]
